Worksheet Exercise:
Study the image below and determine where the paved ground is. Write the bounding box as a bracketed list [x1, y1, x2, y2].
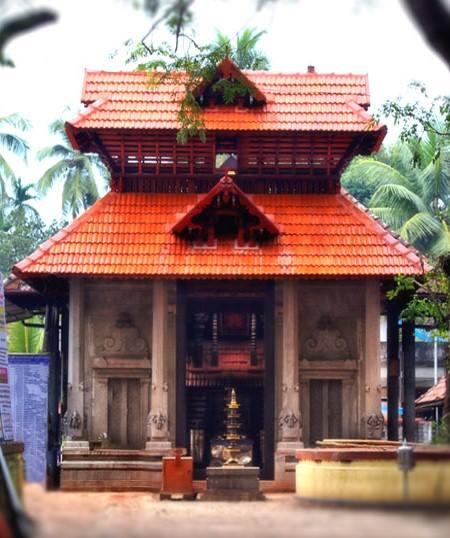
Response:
[24, 484, 450, 538]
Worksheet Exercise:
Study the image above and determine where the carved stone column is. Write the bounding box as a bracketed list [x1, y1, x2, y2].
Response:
[275, 280, 303, 486]
[361, 279, 383, 439]
[278, 280, 302, 442]
[66, 278, 87, 446]
[146, 280, 171, 454]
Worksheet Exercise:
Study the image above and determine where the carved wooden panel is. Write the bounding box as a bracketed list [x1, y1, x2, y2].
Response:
[309, 379, 342, 445]
[107, 378, 144, 448]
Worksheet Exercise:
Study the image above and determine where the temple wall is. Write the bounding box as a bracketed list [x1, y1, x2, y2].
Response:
[275, 278, 382, 485]
[67, 278, 154, 446]
[65, 277, 381, 489]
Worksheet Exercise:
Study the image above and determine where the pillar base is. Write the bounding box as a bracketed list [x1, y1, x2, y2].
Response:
[275, 441, 304, 489]
[63, 440, 90, 453]
[145, 440, 172, 457]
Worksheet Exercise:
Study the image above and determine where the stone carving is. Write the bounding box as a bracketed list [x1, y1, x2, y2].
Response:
[279, 411, 300, 429]
[96, 312, 148, 357]
[148, 411, 167, 431]
[303, 315, 349, 360]
[69, 410, 82, 430]
[362, 413, 384, 439]
[279, 410, 301, 442]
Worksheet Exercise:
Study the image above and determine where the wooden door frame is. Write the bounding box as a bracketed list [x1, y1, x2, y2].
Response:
[175, 279, 275, 479]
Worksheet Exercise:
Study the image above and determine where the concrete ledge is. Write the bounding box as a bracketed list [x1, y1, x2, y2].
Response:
[296, 456, 450, 506]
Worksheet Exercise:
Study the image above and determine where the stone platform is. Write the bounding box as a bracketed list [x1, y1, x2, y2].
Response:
[61, 445, 165, 491]
[201, 466, 265, 501]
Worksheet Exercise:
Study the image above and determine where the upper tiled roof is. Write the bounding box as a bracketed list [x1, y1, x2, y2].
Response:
[13, 190, 425, 279]
[67, 67, 383, 133]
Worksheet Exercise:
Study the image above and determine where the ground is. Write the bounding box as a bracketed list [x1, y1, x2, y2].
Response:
[24, 484, 450, 538]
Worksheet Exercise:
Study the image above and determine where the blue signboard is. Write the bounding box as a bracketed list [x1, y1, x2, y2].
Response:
[8, 354, 49, 483]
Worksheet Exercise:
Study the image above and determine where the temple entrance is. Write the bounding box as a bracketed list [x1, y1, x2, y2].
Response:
[176, 281, 275, 480]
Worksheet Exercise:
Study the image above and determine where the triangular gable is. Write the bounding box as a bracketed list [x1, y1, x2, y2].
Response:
[193, 58, 267, 106]
[172, 173, 278, 245]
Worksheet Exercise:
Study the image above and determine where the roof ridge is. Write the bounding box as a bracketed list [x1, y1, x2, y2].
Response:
[13, 193, 116, 277]
[339, 188, 429, 273]
[83, 68, 370, 78]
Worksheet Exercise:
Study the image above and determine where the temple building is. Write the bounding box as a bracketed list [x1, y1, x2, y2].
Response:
[13, 59, 424, 490]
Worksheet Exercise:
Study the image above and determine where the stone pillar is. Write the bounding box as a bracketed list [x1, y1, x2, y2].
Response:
[402, 320, 416, 442]
[146, 280, 171, 454]
[361, 279, 383, 439]
[275, 280, 303, 486]
[66, 278, 87, 446]
[386, 296, 400, 441]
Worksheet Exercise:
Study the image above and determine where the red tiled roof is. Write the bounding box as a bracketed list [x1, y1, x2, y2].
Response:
[67, 67, 383, 133]
[13, 190, 425, 279]
[416, 376, 447, 407]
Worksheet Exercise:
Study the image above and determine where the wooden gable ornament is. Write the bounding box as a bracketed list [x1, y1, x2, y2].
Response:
[193, 58, 267, 108]
[172, 172, 279, 246]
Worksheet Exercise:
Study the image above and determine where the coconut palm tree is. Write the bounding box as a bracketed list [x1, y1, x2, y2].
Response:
[0, 113, 29, 200]
[7, 177, 39, 221]
[347, 134, 450, 257]
[37, 118, 110, 219]
[211, 27, 270, 70]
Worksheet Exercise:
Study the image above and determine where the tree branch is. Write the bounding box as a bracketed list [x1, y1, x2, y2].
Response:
[0, 9, 57, 66]
[402, 0, 450, 68]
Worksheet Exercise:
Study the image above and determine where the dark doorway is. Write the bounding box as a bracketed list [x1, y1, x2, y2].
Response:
[176, 281, 274, 479]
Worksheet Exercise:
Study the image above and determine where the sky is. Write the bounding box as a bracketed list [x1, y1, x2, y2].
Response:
[1, 0, 450, 222]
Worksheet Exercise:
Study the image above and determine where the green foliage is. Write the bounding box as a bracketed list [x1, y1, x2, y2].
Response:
[0, 113, 29, 201]
[37, 118, 110, 218]
[7, 315, 44, 354]
[341, 155, 384, 205]
[387, 273, 448, 333]
[127, 27, 269, 142]
[432, 418, 450, 444]
[211, 28, 270, 71]
[343, 134, 450, 257]
[0, 211, 64, 275]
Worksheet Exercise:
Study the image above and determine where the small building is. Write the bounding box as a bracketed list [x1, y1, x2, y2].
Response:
[13, 60, 424, 490]
[416, 376, 447, 421]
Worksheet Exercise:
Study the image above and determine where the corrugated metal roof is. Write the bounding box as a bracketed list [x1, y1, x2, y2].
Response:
[13, 190, 425, 279]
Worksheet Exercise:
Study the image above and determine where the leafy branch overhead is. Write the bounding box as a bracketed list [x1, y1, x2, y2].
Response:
[126, 27, 269, 143]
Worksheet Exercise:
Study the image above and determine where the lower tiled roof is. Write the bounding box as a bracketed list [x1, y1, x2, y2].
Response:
[13, 190, 425, 279]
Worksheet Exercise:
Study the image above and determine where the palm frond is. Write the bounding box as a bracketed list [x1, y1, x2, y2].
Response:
[399, 212, 442, 245]
[36, 144, 72, 161]
[428, 220, 450, 258]
[420, 148, 450, 208]
[348, 158, 415, 192]
[0, 133, 29, 159]
[0, 153, 16, 186]
[0, 113, 31, 132]
[370, 183, 428, 215]
[370, 207, 408, 231]
[80, 156, 100, 199]
[37, 160, 69, 195]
